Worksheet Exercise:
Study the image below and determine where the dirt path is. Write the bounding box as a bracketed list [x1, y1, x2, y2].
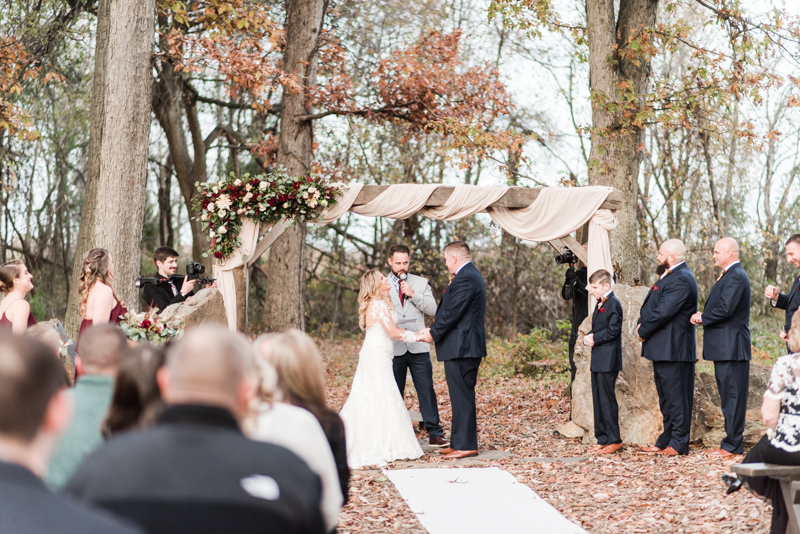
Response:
[321, 338, 770, 534]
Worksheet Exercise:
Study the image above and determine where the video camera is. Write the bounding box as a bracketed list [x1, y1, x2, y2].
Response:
[554, 248, 578, 266]
[135, 260, 216, 288]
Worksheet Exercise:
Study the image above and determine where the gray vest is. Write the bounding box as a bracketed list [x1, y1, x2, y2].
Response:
[388, 273, 438, 356]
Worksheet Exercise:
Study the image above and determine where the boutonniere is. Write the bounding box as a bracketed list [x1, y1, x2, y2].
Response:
[598, 307, 607, 313]
[652, 285, 659, 291]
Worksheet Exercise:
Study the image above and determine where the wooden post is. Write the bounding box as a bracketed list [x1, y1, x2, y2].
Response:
[233, 265, 248, 334]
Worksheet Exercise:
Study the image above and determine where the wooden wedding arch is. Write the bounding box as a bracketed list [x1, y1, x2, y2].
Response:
[213, 184, 624, 332]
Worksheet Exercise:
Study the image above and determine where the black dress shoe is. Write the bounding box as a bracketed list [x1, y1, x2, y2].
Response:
[722, 472, 742, 495]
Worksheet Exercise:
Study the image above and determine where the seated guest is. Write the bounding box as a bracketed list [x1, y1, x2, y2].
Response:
[47, 325, 128, 489]
[0, 335, 142, 533]
[0, 259, 37, 333]
[251, 334, 343, 532]
[723, 311, 800, 533]
[583, 269, 623, 455]
[26, 323, 76, 385]
[102, 344, 166, 437]
[77, 248, 127, 350]
[65, 326, 325, 534]
[142, 246, 196, 312]
[262, 329, 350, 504]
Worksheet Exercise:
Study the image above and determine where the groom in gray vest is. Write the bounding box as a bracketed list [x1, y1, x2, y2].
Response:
[387, 244, 449, 448]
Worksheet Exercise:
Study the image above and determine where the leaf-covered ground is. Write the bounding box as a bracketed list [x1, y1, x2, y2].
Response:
[320, 337, 772, 534]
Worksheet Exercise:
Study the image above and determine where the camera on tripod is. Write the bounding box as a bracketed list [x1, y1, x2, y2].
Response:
[554, 248, 578, 266]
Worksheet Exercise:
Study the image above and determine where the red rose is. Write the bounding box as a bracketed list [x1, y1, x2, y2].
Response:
[278, 194, 288, 202]
[214, 251, 223, 259]
[141, 319, 152, 329]
[306, 176, 313, 182]
[268, 198, 277, 207]
[292, 182, 301, 190]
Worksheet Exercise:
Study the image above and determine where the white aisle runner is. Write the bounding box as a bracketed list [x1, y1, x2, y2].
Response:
[385, 467, 587, 534]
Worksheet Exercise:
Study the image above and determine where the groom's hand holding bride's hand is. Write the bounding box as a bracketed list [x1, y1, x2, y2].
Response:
[416, 328, 433, 343]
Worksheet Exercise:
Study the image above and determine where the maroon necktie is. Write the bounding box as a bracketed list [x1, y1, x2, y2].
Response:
[399, 285, 404, 307]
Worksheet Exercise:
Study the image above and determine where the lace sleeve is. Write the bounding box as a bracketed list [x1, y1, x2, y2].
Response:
[371, 301, 416, 343]
[765, 356, 791, 400]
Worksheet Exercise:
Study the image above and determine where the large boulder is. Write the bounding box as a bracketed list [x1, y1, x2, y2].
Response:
[572, 283, 772, 448]
[159, 288, 227, 329]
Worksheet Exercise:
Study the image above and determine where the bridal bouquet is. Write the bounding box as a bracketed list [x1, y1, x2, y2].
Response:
[120, 309, 184, 345]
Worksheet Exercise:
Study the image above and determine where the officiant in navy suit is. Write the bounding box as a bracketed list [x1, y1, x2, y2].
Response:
[637, 239, 698, 456]
[418, 241, 486, 460]
[765, 234, 800, 350]
[691, 237, 751, 457]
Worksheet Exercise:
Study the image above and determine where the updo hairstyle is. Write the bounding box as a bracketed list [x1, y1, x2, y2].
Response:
[0, 260, 23, 294]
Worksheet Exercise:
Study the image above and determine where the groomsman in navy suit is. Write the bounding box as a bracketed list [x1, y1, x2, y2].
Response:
[583, 269, 623, 455]
[765, 234, 800, 349]
[637, 239, 699, 456]
[691, 238, 751, 457]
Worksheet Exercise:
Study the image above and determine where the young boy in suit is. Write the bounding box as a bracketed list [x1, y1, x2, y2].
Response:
[583, 269, 623, 455]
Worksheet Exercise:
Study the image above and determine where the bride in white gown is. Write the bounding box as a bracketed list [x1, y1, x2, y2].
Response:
[339, 269, 424, 468]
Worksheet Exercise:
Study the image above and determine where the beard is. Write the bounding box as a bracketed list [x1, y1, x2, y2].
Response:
[391, 268, 406, 278]
[655, 261, 669, 276]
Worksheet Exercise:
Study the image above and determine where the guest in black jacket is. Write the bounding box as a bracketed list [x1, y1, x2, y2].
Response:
[0, 335, 141, 534]
[65, 326, 325, 534]
[637, 239, 699, 456]
[691, 237, 751, 457]
[583, 269, 623, 455]
[765, 233, 800, 350]
[142, 246, 196, 312]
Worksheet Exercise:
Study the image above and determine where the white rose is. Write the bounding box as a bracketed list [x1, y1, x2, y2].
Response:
[234, 179, 242, 186]
[237, 208, 244, 214]
[243, 192, 253, 202]
[218, 209, 227, 218]
[308, 186, 317, 193]
[219, 226, 228, 234]
[303, 192, 309, 199]
[283, 202, 289, 208]
[260, 181, 268, 190]
[245, 183, 252, 192]
[209, 229, 216, 237]
[308, 200, 318, 208]
[207, 204, 215, 212]
[321, 199, 328, 207]
[201, 213, 207, 220]
[260, 205, 266, 211]
[212, 186, 219, 194]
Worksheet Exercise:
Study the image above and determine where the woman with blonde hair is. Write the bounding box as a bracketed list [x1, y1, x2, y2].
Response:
[76, 248, 127, 350]
[338, 269, 423, 468]
[0, 259, 37, 333]
[257, 330, 350, 506]
[250, 333, 343, 532]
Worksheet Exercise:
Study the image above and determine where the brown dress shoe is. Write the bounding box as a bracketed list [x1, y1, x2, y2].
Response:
[656, 446, 679, 456]
[438, 448, 454, 455]
[707, 448, 735, 458]
[441, 450, 479, 459]
[639, 446, 663, 453]
[429, 436, 451, 448]
[599, 443, 623, 454]
[587, 444, 606, 453]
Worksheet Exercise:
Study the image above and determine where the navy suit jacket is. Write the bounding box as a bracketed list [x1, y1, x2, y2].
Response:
[588, 292, 623, 373]
[701, 262, 751, 362]
[775, 275, 800, 334]
[637, 263, 698, 363]
[430, 262, 487, 361]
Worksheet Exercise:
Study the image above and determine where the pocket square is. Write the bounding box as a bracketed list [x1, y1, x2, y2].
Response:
[598, 308, 606, 313]
[652, 285, 659, 291]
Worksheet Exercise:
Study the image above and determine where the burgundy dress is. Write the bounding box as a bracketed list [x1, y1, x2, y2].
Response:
[76, 300, 127, 352]
[0, 308, 38, 330]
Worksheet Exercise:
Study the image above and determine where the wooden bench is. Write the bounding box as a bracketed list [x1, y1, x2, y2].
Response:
[731, 463, 800, 534]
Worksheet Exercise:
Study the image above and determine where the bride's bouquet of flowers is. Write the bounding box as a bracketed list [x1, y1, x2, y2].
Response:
[120, 308, 184, 345]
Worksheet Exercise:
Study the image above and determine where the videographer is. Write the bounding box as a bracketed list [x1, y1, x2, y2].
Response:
[560, 247, 588, 387]
[142, 246, 201, 312]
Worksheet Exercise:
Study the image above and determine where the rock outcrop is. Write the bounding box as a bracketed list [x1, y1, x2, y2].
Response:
[159, 288, 227, 330]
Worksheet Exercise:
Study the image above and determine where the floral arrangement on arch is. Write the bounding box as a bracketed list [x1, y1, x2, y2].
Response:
[120, 309, 184, 345]
[192, 170, 344, 262]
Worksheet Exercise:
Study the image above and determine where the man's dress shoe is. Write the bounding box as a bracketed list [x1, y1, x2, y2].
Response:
[429, 436, 451, 448]
[441, 450, 479, 459]
[587, 444, 606, 453]
[599, 443, 623, 455]
[639, 446, 663, 453]
[438, 448, 454, 455]
[707, 448, 735, 458]
[656, 446, 679, 456]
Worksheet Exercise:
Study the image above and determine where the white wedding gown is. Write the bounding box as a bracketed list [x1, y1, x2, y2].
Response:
[339, 300, 424, 468]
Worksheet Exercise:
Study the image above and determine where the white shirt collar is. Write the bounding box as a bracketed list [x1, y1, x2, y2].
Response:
[602, 289, 613, 299]
[723, 260, 739, 271]
[455, 261, 471, 275]
[659, 261, 685, 280]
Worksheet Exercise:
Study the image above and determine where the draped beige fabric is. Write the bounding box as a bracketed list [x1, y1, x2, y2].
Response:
[418, 185, 509, 220]
[214, 218, 261, 330]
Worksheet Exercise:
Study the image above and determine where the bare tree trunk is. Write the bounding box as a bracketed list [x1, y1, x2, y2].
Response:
[64, 0, 154, 337]
[586, 0, 658, 284]
[262, 0, 326, 332]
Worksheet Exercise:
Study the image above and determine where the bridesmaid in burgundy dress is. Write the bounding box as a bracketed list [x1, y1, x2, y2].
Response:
[0, 259, 37, 334]
[76, 248, 127, 351]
